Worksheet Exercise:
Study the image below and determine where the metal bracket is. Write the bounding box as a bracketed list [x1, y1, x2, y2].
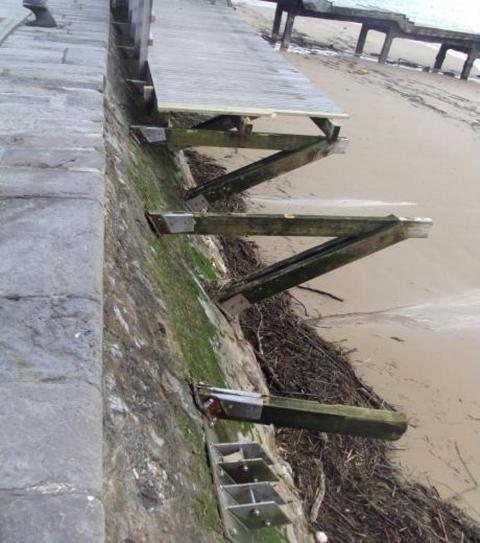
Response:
[146, 211, 196, 234]
[205, 430, 292, 542]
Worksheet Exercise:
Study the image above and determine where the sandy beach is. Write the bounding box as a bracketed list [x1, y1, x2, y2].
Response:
[202, 3, 480, 522]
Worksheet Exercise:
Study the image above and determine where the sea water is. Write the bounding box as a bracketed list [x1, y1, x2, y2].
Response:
[333, 0, 480, 34]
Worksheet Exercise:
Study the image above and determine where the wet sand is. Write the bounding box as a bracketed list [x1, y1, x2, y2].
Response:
[203, 3, 480, 521]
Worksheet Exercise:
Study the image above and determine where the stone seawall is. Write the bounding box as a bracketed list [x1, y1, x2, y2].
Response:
[0, 1, 109, 540]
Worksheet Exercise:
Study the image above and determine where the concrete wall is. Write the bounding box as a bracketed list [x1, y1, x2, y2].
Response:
[0, 1, 109, 541]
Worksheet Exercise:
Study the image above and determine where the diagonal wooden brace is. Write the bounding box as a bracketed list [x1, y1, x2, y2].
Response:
[194, 384, 408, 441]
[185, 138, 347, 210]
[146, 212, 432, 238]
[217, 221, 415, 316]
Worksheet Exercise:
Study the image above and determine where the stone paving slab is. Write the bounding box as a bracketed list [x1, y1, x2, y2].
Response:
[0, 381, 102, 491]
[0, 169, 104, 200]
[0, 197, 104, 299]
[0, 494, 105, 543]
[0, 296, 102, 385]
[0, 147, 104, 171]
[0, 1, 109, 539]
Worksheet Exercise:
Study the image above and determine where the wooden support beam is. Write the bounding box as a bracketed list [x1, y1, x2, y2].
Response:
[185, 138, 346, 210]
[272, 3, 284, 42]
[461, 47, 478, 80]
[355, 23, 370, 56]
[281, 9, 296, 51]
[311, 117, 341, 141]
[147, 212, 432, 238]
[217, 222, 409, 315]
[195, 385, 408, 441]
[379, 28, 396, 63]
[433, 43, 449, 72]
[130, 126, 325, 150]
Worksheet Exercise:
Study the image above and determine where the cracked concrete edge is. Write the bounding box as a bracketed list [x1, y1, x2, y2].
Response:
[0, 0, 110, 541]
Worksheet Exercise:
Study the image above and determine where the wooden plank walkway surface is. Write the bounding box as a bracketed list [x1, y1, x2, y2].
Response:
[149, 0, 346, 118]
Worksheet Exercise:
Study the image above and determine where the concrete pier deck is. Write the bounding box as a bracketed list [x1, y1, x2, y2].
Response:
[267, 0, 480, 79]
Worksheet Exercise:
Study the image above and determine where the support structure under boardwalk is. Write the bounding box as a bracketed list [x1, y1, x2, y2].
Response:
[132, 120, 347, 210]
[147, 212, 432, 316]
[194, 384, 408, 441]
[129, 0, 348, 208]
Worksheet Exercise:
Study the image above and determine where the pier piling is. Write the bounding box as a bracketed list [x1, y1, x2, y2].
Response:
[355, 23, 370, 56]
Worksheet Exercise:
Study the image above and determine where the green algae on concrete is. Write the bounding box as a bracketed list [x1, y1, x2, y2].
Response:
[124, 121, 292, 543]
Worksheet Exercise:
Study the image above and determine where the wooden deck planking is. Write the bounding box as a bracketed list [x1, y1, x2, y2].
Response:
[149, 0, 346, 118]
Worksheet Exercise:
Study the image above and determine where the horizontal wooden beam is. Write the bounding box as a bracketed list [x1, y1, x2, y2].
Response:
[195, 384, 408, 441]
[185, 138, 347, 210]
[147, 212, 432, 238]
[131, 125, 325, 150]
[218, 222, 408, 315]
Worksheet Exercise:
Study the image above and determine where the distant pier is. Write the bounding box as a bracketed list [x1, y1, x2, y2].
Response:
[266, 0, 480, 79]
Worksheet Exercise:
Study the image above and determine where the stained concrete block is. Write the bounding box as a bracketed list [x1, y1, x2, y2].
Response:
[0, 112, 101, 138]
[0, 85, 104, 111]
[0, 493, 104, 543]
[0, 169, 104, 200]
[0, 147, 104, 171]
[0, 381, 102, 491]
[0, 197, 103, 299]
[0, 296, 102, 385]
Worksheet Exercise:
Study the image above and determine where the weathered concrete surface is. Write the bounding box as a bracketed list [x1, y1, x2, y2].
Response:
[0, 494, 104, 543]
[0, 0, 109, 540]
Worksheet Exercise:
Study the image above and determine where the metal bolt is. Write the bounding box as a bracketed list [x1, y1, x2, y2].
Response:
[264, 520, 272, 527]
[242, 464, 249, 472]
[252, 508, 261, 518]
[229, 528, 238, 536]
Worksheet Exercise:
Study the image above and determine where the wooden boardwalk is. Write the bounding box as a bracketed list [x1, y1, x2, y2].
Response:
[149, 0, 346, 118]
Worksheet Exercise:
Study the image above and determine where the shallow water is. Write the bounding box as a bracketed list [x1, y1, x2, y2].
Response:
[312, 291, 480, 331]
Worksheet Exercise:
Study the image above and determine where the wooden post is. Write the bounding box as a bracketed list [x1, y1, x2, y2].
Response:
[433, 43, 449, 72]
[379, 28, 395, 64]
[280, 10, 296, 51]
[461, 47, 478, 80]
[355, 24, 370, 56]
[272, 3, 284, 42]
[195, 385, 408, 441]
[147, 212, 432, 238]
[311, 117, 341, 141]
[217, 222, 410, 315]
[185, 138, 344, 210]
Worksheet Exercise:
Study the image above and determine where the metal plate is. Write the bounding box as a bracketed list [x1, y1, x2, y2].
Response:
[227, 501, 291, 529]
[218, 459, 278, 485]
[222, 482, 285, 506]
[215, 442, 273, 464]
